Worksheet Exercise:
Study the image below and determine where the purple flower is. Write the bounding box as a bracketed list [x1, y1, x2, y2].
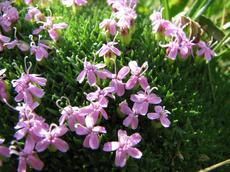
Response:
[196, 41, 215, 61]
[12, 71, 47, 106]
[62, 0, 88, 7]
[103, 129, 142, 167]
[161, 40, 180, 60]
[33, 17, 68, 41]
[147, 106, 171, 128]
[0, 138, 10, 166]
[0, 69, 7, 100]
[100, 19, 117, 36]
[0, 2, 19, 32]
[106, 66, 130, 96]
[0, 34, 10, 52]
[18, 151, 44, 172]
[86, 86, 115, 107]
[76, 60, 107, 86]
[126, 61, 149, 90]
[14, 114, 46, 141]
[150, 9, 170, 33]
[119, 100, 139, 129]
[75, 122, 106, 150]
[130, 87, 162, 115]
[35, 124, 69, 152]
[59, 105, 84, 131]
[30, 42, 50, 61]
[79, 101, 108, 126]
[97, 42, 121, 58]
[24, 0, 33, 5]
[5, 39, 29, 52]
[25, 7, 44, 22]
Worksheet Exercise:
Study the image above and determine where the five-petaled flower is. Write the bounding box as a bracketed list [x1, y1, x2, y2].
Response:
[75, 122, 106, 150]
[77, 59, 108, 86]
[197, 41, 215, 61]
[147, 106, 171, 128]
[131, 86, 162, 115]
[119, 100, 139, 130]
[103, 129, 142, 167]
[97, 42, 121, 58]
[107, 66, 130, 96]
[126, 61, 149, 90]
[35, 124, 69, 152]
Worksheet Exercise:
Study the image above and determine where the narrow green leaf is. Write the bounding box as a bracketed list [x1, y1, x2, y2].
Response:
[160, 0, 170, 20]
[187, 0, 205, 18]
[194, 0, 215, 19]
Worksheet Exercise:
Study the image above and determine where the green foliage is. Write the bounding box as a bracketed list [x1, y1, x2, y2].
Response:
[0, 0, 229, 171]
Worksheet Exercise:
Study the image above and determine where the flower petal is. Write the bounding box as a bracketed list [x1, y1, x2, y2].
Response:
[103, 142, 120, 152]
[53, 138, 69, 152]
[89, 133, 99, 150]
[115, 150, 127, 167]
[27, 154, 44, 170]
[127, 147, 142, 159]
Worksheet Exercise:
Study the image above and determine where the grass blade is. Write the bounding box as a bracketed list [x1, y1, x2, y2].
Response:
[160, 0, 170, 19]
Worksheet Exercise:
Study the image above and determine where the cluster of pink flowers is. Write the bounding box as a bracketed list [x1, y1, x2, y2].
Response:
[0, 60, 73, 172]
[24, 6, 68, 61]
[99, 0, 138, 45]
[150, 9, 215, 61]
[25, 7, 68, 42]
[0, 1, 24, 53]
[0, 1, 174, 171]
[61, 0, 88, 7]
[0, 1, 19, 32]
[74, 58, 171, 167]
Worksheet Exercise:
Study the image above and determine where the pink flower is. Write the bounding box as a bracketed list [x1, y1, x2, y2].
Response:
[5, 39, 29, 52]
[59, 105, 84, 131]
[18, 151, 44, 172]
[147, 106, 171, 128]
[35, 124, 69, 152]
[196, 41, 215, 61]
[0, 34, 10, 52]
[126, 61, 149, 90]
[100, 19, 117, 36]
[75, 122, 106, 150]
[103, 130, 142, 167]
[76, 60, 107, 86]
[0, 2, 19, 32]
[0, 138, 10, 166]
[119, 100, 139, 129]
[161, 40, 180, 60]
[24, 0, 33, 5]
[150, 9, 170, 33]
[75, 0, 88, 6]
[107, 66, 130, 96]
[86, 86, 115, 107]
[12, 70, 47, 105]
[79, 101, 108, 126]
[130, 87, 162, 115]
[14, 114, 46, 141]
[30, 42, 50, 61]
[25, 7, 44, 22]
[62, 0, 88, 7]
[97, 42, 121, 58]
[0, 68, 7, 100]
[33, 17, 68, 41]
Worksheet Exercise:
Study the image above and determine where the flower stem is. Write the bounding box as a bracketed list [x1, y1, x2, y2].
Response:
[199, 159, 230, 172]
[208, 63, 216, 103]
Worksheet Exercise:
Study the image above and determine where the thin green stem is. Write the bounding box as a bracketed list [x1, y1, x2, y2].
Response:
[208, 63, 216, 103]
